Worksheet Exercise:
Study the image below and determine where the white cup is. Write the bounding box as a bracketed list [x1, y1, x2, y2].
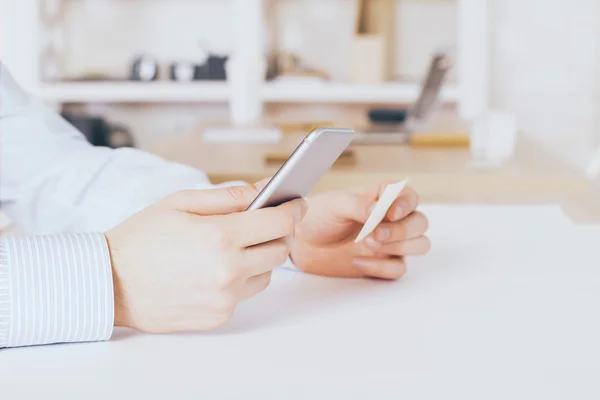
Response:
[226, 57, 266, 126]
[470, 111, 517, 166]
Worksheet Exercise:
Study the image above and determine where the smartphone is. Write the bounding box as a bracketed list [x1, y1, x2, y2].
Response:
[246, 127, 355, 210]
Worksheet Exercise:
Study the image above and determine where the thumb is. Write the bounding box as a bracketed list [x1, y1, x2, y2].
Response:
[330, 181, 395, 223]
[165, 180, 269, 215]
[330, 192, 373, 224]
[254, 177, 271, 191]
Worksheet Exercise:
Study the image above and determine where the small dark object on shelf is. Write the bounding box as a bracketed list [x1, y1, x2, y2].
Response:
[170, 62, 196, 82]
[62, 113, 135, 149]
[130, 55, 159, 81]
[193, 63, 210, 80]
[169, 55, 228, 81]
[206, 55, 228, 80]
[107, 123, 136, 149]
[368, 108, 408, 125]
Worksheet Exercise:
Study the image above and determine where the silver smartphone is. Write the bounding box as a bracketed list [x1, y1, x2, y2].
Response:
[246, 127, 355, 210]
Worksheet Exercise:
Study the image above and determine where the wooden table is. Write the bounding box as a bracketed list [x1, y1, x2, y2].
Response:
[151, 133, 600, 223]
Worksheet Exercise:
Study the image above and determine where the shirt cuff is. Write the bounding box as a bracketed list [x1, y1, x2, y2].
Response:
[0, 233, 113, 348]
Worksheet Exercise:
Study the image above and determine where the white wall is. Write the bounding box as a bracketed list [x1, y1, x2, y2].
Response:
[62, 0, 234, 78]
[0, 0, 38, 91]
[490, 0, 600, 172]
[274, 0, 457, 82]
[61, 0, 457, 83]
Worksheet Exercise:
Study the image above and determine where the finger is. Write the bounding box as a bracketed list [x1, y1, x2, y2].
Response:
[324, 181, 390, 223]
[384, 186, 420, 222]
[238, 271, 273, 301]
[352, 256, 407, 280]
[239, 237, 290, 277]
[254, 177, 272, 191]
[223, 198, 307, 247]
[336, 182, 418, 224]
[165, 182, 265, 215]
[367, 211, 429, 244]
[348, 179, 397, 198]
[365, 236, 431, 257]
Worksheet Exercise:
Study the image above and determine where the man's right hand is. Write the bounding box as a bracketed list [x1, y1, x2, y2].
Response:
[104, 183, 306, 333]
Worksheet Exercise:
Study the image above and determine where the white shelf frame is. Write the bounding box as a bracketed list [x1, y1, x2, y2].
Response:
[261, 81, 459, 104]
[38, 81, 231, 103]
[38, 80, 459, 105]
[4, 0, 489, 122]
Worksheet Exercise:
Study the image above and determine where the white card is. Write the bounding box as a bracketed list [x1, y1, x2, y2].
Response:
[354, 179, 409, 243]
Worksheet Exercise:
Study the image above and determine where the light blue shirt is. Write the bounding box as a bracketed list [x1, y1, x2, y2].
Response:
[0, 62, 287, 349]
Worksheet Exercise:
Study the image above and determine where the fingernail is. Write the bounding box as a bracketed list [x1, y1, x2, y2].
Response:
[365, 237, 381, 249]
[353, 258, 375, 268]
[376, 227, 390, 242]
[255, 178, 271, 191]
[392, 205, 404, 221]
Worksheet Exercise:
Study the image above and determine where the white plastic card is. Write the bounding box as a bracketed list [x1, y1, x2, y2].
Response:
[354, 179, 409, 243]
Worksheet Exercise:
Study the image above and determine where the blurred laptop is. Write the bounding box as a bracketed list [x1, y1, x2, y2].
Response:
[352, 52, 453, 144]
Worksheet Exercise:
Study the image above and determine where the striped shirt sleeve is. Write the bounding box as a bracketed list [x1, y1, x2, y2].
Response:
[0, 233, 114, 349]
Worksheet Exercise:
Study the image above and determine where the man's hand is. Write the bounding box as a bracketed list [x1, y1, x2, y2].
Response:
[290, 182, 429, 280]
[105, 184, 306, 333]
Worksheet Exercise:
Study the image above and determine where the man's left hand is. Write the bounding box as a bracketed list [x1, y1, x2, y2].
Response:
[290, 182, 430, 279]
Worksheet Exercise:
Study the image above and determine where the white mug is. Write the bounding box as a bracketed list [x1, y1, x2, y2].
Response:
[470, 111, 517, 166]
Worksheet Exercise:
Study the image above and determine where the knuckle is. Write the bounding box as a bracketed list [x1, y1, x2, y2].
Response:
[421, 237, 432, 254]
[136, 321, 163, 334]
[210, 227, 226, 245]
[205, 311, 235, 330]
[259, 272, 273, 291]
[162, 190, 187, 206]
[275, 242, 291, 264]
[379, 181, 394, 195]
[250, 180, 266, 194]
[212, 293, 237, 315]
[226, 185, 247, 202]
[213, 226, 235, 250]
[280, 214, 297, 237]
[392, 241, 406, 255]
[390, 263, 407, 280]
[294, 198, 308, 218]
[215, 266, 239, 289]
[422, 214, 430, 233]
[172, 189, 195, 202]
[409, 186, 420, 204]
[414, 211, 429, 232]
[395, 223, 407, 240]
[176, 189, 195, 198]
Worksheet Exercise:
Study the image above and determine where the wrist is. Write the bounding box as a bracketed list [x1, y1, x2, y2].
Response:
[105, 232, 130, 328]
[289, 236, 309, 273]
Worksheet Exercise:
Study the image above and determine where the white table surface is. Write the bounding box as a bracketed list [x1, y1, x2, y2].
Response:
[1, 205, 599, 400]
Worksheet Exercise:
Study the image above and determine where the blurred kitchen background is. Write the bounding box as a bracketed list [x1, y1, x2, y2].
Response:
[1, 0, 599, 223]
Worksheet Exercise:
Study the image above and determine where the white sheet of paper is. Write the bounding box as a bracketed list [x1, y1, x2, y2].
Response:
[354, 179, 409, 243]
